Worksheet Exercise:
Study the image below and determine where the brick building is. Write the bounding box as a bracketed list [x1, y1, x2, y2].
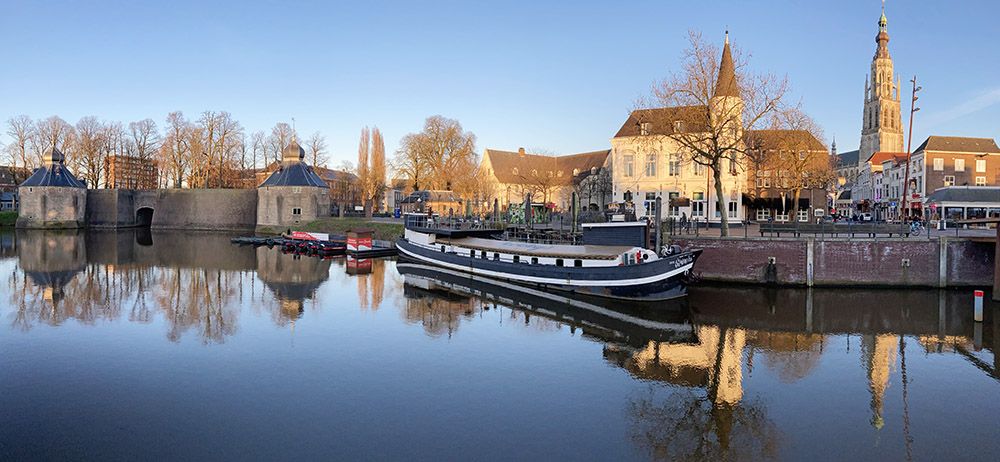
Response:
[891, 136, 1000, 217]
[104, 155, 158, 189]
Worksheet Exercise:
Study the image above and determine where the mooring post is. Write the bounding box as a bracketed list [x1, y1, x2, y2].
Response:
[571, 191, 578, 235]
[975, 289, 984, 322]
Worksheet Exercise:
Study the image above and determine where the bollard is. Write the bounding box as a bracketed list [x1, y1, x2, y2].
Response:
[974, 289, 984, 322]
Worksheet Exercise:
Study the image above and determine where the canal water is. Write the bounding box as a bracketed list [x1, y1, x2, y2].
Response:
[1, 230, 997, 461]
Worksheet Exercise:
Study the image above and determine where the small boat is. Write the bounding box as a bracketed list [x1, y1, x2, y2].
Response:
[395, 214, 701, 301]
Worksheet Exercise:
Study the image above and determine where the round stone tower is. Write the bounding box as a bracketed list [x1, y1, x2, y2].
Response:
[17, 147, 88, 229]
[256, 140, 331, 230]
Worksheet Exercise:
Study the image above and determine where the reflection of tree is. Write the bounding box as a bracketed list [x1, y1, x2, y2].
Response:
[628, 388, 779, 461]
[153, 267, 240, 344]
[401, 291, 477, 338]
[356, 259, 387, 311]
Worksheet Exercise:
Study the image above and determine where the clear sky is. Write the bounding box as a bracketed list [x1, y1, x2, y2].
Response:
[2, 0, 998, 166]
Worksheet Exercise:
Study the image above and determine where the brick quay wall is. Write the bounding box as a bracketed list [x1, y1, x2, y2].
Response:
[672, 237, 994, 288]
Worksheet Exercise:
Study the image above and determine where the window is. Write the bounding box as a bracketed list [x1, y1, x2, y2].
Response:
[493, 253, 500, 261]
[640, 122, 651, 136]
[955, 158, 965, 172]
[574, 260, 583, 267]
[756, 171, 771, 188]
[944, 175, 955, 187]
[728, 201, 738, 218]
[556, 259, 564, 267]
[693, 162, 705, 176]
[530, 257, 538, 265]
[933, 158, 944, 171]
[292, 208, 301, 215]
[692, 192, 705, 217]
[441, 245, 446, 252]
[797, 209, 809, 222]
[644, 192, 657, 216]
[645, 153, 657, 177]
[976, 176, 987, 186]
[756, 209, 770, 221]
[668, 155, 681, 176]
[623, 154, 634, 177]
[729, 156, 738, 175]
[673, 120, 684, 132]
[668, 192, 680, 216]
[480, 250, 487, 259]
[513, 255, 519, 263]
[292, 187, 302, 193]
[977, 159, 987, 173]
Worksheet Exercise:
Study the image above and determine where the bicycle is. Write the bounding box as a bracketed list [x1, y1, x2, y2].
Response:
[909, 220, 924, 236]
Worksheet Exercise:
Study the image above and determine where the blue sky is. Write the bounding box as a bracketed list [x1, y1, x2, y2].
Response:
[2, 0, 998, 165]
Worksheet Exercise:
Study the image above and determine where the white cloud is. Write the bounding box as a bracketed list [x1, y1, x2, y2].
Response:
[922, 87, 1000, 128]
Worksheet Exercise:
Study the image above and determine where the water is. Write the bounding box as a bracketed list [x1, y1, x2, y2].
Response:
[1, 230, 998, 461]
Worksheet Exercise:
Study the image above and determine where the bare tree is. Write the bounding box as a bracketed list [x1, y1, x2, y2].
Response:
[128, 119, 160, 161]
[306, 131, 327, 168]
[267, 122, 296, 163]
[5, 115, 35, 177]
[75, 117, 107, 188]
[394, 115, 476, 192]
[250, 130, 266, 171]
[640, 32, 790, 236]
[162, 111, 192, 188]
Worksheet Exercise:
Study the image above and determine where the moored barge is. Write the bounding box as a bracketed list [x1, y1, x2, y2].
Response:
[395, 214, 701, 301]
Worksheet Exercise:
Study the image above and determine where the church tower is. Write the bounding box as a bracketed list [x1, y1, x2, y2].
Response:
[858, 4, 904, 167]
[710, 32, 743, 141]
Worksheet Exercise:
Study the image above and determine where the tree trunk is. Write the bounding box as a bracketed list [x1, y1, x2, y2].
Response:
[793, 188, 802, 222]
[713, 165, 729, 236]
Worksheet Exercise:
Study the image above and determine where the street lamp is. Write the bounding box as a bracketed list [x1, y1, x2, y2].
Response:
[901, 76, 921, 218]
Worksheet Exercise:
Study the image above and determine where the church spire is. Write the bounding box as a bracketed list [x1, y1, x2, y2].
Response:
[714, 32, 738, 98]
[879, 0, 888, 32]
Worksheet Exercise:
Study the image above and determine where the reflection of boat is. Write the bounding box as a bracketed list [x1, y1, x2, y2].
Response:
[397, 261, 695, 344]
[396, 214, 701, 301]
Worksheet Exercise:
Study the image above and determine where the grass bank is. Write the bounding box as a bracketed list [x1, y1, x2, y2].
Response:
[258, 217, 404, 241]
[0, 211, 17, 227]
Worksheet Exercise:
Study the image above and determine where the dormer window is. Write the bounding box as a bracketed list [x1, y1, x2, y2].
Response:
[674, 120, 684, 132]
[557, 170, 563, 177]
[639, 122, 651, 136]
[512, 167, 519, 175]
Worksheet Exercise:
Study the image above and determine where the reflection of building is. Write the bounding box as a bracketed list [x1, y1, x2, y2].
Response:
[861, 334, 898, 429]
[16, 230, 87, 306]
[104, 155, 158, 189]
[255, 247, 331, 324]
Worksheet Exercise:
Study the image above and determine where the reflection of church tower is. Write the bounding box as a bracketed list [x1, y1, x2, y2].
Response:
[862, 334, 898, 429]
[858, 4, 904, 167]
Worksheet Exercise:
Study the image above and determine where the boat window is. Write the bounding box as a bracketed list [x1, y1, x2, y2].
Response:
[481, 250, 487, 259]
[574, 260, 583, 267]
[440, 245, 445, 252]
[493, 253, 500, 261]
[513, 255, 519, 263]
[556, 259, 564, 267]
[531, 257, 538, 265]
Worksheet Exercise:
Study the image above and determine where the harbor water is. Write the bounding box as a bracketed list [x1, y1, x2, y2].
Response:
[1, 230, 998, 460]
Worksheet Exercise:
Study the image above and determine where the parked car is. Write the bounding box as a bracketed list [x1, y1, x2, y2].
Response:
[859, 213, 873, 222]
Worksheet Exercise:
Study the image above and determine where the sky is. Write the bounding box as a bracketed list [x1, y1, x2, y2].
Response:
[2, 0, 999, 166]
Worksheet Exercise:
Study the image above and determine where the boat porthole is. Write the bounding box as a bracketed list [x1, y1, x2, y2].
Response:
[642, 254, 649, 261]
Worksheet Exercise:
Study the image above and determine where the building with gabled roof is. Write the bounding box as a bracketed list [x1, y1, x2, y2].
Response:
[479, 147, 610, 212]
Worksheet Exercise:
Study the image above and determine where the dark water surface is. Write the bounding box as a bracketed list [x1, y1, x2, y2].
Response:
[1, 230, 998, 461]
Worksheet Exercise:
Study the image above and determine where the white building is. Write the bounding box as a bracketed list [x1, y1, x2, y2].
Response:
[610, 35, 746, 224]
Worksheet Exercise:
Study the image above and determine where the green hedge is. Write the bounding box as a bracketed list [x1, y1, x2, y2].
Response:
[0, 211, 17, 227]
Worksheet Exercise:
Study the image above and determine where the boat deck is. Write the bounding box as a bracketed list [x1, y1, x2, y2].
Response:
[442, 236, 633, 260]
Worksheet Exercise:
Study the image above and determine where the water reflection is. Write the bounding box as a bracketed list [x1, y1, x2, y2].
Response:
[3, 230, 999, 460]
[396, 265, 999, 461]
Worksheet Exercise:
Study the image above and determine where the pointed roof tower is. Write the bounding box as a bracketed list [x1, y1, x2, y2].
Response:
[714, 31, 739, 98]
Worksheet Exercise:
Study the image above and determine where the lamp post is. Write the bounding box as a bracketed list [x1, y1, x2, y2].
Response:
[901, 76, 921, 218]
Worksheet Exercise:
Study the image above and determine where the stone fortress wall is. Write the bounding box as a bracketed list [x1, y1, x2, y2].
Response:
[84, 189, 259, 230]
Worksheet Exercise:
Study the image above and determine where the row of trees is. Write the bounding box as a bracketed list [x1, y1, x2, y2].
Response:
[2, 112, 334, 189]
[356, 127, 387, 216]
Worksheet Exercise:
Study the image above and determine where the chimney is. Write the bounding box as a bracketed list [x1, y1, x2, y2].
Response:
[518, 147, 525, 157]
